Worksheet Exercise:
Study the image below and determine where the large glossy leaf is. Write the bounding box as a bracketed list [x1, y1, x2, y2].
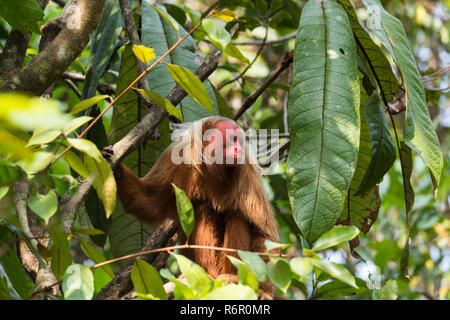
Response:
[141, 4, 219, 122]
[362, 0, 443, 193]
[337, 0, 399, 103]
[81, 1, 123, 100]
[286, 0, 360, 243]
[338, 89, 380, 234]
[107, 45, 168, 266]
[355, 94, 396, 195]
[0, 0, 43, 33]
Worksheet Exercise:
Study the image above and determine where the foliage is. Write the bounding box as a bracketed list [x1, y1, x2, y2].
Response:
[0, 0, 448, 300]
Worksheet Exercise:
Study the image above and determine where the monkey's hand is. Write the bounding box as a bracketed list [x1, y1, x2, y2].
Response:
[101, 145, 123, 179]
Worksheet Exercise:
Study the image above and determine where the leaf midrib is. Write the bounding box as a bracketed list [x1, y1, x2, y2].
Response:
[309, 0, 328, 239]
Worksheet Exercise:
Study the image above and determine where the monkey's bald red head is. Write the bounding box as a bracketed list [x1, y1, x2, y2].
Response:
[203, 119, 245, 166]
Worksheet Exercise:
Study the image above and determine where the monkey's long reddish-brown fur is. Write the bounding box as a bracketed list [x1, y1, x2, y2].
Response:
[115, 117, 279, 280]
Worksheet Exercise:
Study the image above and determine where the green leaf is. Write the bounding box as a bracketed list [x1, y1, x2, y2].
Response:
[286, 0, 360, 243]
[62, 264, 95, 300]
[316, 278, 367, 298]
[224, 43, 250, 64]
[17, 151, 54, 174]
[172, 183, 195, 239]
[264, 239, 292, 251]
[67, 138, 116, 218]
[107, 44, 166, 266]
[0, 185, 9, 200]
[0, 130, 31, 159]
[166, 63, 213, 113]
[79, 239, 114, 278]
[0, 249, 33, 299]
[84, 155, 116, 219]
[27, 189, 58, 224]
[202, 18, 231, 51]
[309, 257, 357, 288]
[399, 141, 414, 278]
[380, 279, 398, 300]
[354, 94, 396, 195]
[160, 268, 197, 300]
[71, 228, 106, 236]
[237, 263, 259, 291]
[142, 4, 219, 122]
[81, 1, 123, 100]
[64, 150, 89, 179]
[0, 93, 72, 131]
[337, 0, 399, 102]
[148, 4, 180, 36]
[362, 0, 443, 193]
[290, 257, 314, 282]
[173, 254, 212, 294]
[50, 244, 72, 281]
[312, 225, 360, 251]
[131, 259, 167, 300]
[267, 258, 292, 292]
[63, 116, 93, 136]
[136, 88, 183, 121]
[27, 129, 61, 147]
[202, 284, 258, 300]
[132, 45, 156, 64]
[0, 0, 44, 33]
[212, 86, 234, 118]
[338, 87, 381, 233]
[0, 217, 46, 268]
[69, 95, 110, 115]
[237, 250, 267, 282]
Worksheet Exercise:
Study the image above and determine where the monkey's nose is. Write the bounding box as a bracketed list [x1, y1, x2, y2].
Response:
[234, 143, 243, 156]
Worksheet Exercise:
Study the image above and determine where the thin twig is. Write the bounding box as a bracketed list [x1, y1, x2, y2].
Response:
[232, 31, 296, 46]
[218, 26, 269, 90]
[233, 50, 294, 121]
[91, 243, 293, 270]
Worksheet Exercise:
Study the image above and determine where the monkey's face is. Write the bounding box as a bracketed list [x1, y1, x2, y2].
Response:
[203, 120, 245, 166]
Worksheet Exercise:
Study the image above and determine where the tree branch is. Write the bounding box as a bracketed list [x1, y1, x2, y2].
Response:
[233, 50, 294, 121]
[0, 0, 106, 95]
[94, 221, 178, 300]
[0, 0, 50, 80]
[118, 0, 153, 110]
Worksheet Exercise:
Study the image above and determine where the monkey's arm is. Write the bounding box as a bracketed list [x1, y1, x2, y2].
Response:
[114, 163, 176, 225]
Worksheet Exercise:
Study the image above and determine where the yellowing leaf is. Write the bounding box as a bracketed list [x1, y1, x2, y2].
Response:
[225, 43, 250, 64]
[67, 138, 116, 217]
[165, 63, 213, 112]
[132, 45, 156, 64]
[213, 9, 236, 22]
[135, 89, 183, 121]
[70, 95, 110, 115]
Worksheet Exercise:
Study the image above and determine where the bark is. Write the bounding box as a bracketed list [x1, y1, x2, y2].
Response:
[0, 0, 106, 96]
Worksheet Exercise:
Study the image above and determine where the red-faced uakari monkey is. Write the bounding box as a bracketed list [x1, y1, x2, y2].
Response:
[103, 116, 279, 291]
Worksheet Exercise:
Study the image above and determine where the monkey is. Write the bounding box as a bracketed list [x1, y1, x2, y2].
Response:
[103, 116, 279, 291]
